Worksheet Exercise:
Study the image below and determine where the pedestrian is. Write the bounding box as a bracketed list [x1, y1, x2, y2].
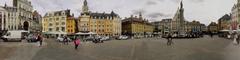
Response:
[63, 36, 68, 45]
[74, 37, 81, 50]
[37, 34, 43, 47]
[167, 33, 173, 46]
[210, 32, 213, 38]
[233, 33, 238, 45]
[237, 34, 240, 45]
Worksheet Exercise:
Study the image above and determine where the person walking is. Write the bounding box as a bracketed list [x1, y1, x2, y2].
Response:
[237, 34, 240, 45]
[233, 33, 238, 45]
[63, 36, 68, 45]
[167, 33, 173, 46]
[37, 34, 43, 47]
[74, 37, 81, 50]
[210, 32, 213, 38]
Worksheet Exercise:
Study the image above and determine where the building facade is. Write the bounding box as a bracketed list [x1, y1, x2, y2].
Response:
[0, 5, 18, 30]
[188, 21, 201, 32]
[42, 10, 71, 37]
[67, 16, 76, 34]
[122, 15, 154, 38]
[200, 24, 207, 32]
[0, 0, 34, 31]
[78, 0, 121, 36]
[218, 14, 231, 31]
[152, 19, 172, 35]
[231, 4, 238, 30]
[208, 22, 218, 33]
[13, 0, 33, 30]
[31, 10, 42, 32]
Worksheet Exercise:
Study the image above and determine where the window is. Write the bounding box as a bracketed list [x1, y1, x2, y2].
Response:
[62, 27, 65, 31]
[56, 27, 59, 31]
[56, 18, 59, 21]
[62, 22, 65, 25]
[49, 23, 53, 26]
[50, 18, 52, 21]
[56, 23, 59, 25]
[49, 28, 52, 31]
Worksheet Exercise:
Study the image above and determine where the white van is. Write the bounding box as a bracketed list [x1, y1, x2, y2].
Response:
[2, 30, 29, 42]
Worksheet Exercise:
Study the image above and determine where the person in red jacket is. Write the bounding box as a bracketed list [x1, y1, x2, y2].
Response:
[74, 37, 81, 50]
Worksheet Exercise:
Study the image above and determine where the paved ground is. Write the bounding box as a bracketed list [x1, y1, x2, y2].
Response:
[1, 36, 239, 60]
[0, 45, 16, 59]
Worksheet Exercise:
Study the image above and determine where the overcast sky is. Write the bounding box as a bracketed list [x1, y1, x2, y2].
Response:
[0, 0, 236, 25]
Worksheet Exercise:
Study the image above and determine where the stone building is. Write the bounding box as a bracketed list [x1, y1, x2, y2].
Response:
[208, 22, 218, 33]
[231, 0, 239, 30]
[122, 14, 154, 38]
[42, 9, 71, 37]
[78, 0, 122, 36]
[31, 10, 42, 32]
[187, 20, 201, 33]
[13, 0, 33, 30]
[218, 14, 231, 31]
[0, 5, 18, 30]
[0, 0, 34, 31]
[66, 15, 76, 34]
[152, 19, 172, 35]
[200, 24, 207, 33]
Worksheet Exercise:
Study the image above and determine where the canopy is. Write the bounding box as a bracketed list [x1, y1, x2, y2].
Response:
[89, 32, 96, 34]
[220, 30, 230, 32]
[76, 32, 96, 35]
[76, 32, 85, 35]
[43, 31, 67, 34]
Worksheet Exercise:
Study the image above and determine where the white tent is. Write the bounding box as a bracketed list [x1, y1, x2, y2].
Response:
[76, 32, 96, 35]
[220, 30, 230, 32]
[76, 32, 85, 35]
[58, 32, 67, 34]
[43, 31, 67, 34]
[89, 32, 96, 35]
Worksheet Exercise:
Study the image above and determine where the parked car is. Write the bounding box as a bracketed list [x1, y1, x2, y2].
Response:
[116, 35, 129, 40]
[57, 37, 63, 42]
[84, 36, 95, 41]
[56, 37, 72, 42]
[100, 36, 110, 41]
[92, 38, 103, 43]
[26, 34, 38, 42]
